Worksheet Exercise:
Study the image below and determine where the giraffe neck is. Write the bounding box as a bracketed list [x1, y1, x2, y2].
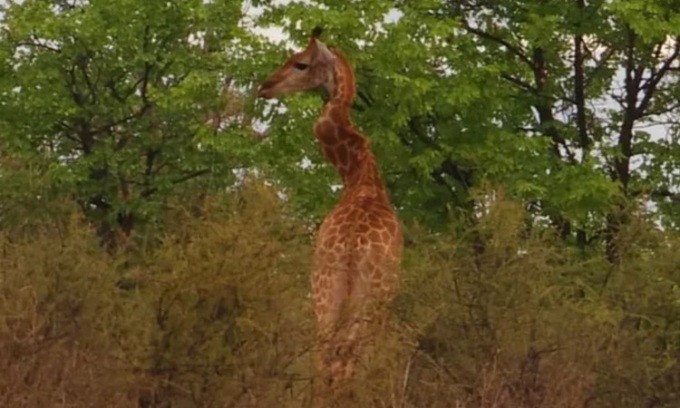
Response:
[313, 50, 388, 201]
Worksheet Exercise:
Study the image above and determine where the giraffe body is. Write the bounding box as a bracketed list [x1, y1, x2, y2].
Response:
[257, 30, 403, 396]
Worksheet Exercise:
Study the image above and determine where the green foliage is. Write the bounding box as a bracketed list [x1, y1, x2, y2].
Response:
[252, 0, 679, 241]
[0, 0, 258, 242]
[2, 0, 677, 244]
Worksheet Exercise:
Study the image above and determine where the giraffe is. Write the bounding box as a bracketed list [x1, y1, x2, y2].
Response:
[257, 28, 403, 398]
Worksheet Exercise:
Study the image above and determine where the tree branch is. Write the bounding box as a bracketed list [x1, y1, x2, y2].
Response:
[500, 73, 537, 93]
[529, 47, 577, 165]
[140, 169, 212, 198]
[635, 37, 680, 119]
[76, 52, 98, 104]
[461, 23, 533, 68]
[17, 39, 62, 53]
[586, 46, 615, 88]
[614, 25, 643, 189]
[630, 188, 680, 203]
[650, 189, 680, 202]
[573, 1, 590, 153]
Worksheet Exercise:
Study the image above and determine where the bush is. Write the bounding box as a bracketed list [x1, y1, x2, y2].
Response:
[0, 182, 314, 407]
[1, 184, 678, 407]
[0, 214, 128, 407]
[396, 192, 680, 407]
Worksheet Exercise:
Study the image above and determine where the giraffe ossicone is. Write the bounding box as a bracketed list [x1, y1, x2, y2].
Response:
[257, 28, 403, 397]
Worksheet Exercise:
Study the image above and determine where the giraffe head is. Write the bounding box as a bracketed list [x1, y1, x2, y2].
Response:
[257, 27, 337, 99]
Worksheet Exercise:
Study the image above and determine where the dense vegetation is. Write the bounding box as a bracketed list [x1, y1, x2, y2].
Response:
[0, 0, 678, 406]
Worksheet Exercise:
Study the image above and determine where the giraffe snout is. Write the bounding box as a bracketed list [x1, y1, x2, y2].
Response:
[256, 85, 270, 98]
[256, 81, 277, 99]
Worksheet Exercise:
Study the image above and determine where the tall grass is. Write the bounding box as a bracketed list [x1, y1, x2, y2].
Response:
[1, 182, 678, 407]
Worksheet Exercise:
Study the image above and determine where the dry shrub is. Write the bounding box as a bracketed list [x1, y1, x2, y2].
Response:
[394, 190, 680, 408]
[0, 181, 316, 407]
[126, 181, 315, 407]
[1, 183, 678, 407]
[591, 214, 680, 407]
[0, 215, 132, 407]
[312, 320, 412, 408]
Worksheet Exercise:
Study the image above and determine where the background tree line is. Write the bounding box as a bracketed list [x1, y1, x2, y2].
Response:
[0, 0, 679, 406]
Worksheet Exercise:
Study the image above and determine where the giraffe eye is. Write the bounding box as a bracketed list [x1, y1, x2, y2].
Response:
[293, 62, 310, 70]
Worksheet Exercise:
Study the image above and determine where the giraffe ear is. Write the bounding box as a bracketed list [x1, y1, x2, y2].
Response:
[311, 38, 335, 65]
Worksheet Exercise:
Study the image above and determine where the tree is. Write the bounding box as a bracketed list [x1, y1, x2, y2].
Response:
[253, 0, 679, 256]
[0, 0, 258, 247]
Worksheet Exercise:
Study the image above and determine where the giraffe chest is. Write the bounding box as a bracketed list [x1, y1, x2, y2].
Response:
[314, 199, 402, 263]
